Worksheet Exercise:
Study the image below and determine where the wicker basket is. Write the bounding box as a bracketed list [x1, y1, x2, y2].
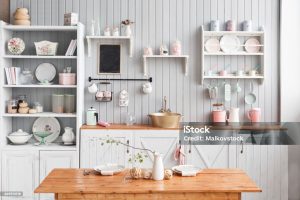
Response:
[34, 41, 58, 56]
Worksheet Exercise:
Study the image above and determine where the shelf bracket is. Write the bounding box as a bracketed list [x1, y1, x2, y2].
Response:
[184, 57, 189, 76]
[143, 57, 148, 77]
[87, 38, 92, 57]
[129, 37, 133, 58]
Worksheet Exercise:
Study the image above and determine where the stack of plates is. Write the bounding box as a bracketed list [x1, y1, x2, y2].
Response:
[172, 165, 201, 176]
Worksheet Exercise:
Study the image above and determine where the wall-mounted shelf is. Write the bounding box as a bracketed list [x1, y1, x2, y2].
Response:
[3, 85, 77, 88]
[2, 112, 77, 118]
[2, 25, 78, 31]
[3, 55, 77, 59]
[200, 25, 265, 85]
[86, 35, 133, 57]
[143, 55, 189, 77]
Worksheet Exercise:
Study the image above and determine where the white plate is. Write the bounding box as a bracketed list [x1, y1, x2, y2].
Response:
[220, 35, 241, 53]
[32, 117, 60, 143]
[172, 165, 201, 174]
[94, 164, 125, 175]
[205, 38, 220, 53]
[35, 63, 56, 83]
[245, 38, 261, 53]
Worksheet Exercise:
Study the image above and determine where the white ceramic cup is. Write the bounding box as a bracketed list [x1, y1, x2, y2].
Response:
[88, 83, 98, 94]
[206, 70, 213, 76]
[249, 70, 257, 76]
[237, 70, 244, 76]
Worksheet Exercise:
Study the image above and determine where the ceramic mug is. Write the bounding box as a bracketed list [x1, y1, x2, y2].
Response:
[247, 108, 261, 122]
[249, 70, 257, 76]
[236, 70, 244, 76]
[210, 20, 220, 31]
[219, 70, 227, 76]
[88, 83, 98, 94]
[243, 20, 252, 31]
[144, 47, 153, 56]
[226, 20, 236, 31]
[206, 70, 213, 76]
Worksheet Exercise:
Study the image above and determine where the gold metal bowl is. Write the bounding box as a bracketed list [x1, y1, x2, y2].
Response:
[148, 112, 182, 128]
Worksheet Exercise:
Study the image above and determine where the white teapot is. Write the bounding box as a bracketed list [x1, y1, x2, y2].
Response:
[142, 82, 152, 94]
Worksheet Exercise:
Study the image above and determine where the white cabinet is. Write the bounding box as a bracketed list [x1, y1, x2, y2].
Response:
[80, 130, 133, 168]
[1, 150, 39, 200]
[39, 151, 77, 200]
[134, 130, 179, 168]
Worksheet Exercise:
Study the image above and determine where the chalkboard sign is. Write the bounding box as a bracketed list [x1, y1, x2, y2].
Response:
[98, 44, 121, 74]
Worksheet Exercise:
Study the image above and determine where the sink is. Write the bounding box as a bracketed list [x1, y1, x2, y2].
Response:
[148, 112, 182, 128]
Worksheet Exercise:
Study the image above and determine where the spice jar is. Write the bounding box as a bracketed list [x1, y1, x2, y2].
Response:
[33, 102, 43, 113]
[7, 100, 18, 114]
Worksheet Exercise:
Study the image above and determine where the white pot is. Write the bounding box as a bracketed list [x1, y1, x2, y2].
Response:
[62, 127, 75, 145]
[152, 152, 164, 181]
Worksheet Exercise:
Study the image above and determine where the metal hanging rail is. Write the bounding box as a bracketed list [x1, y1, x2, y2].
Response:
[88, 76, 153, 83]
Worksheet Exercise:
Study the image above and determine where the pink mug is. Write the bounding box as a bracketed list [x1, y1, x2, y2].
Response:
[247, 108, 261, 122]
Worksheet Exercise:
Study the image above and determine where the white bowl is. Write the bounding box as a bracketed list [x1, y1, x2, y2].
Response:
[7, 135, 32, 145]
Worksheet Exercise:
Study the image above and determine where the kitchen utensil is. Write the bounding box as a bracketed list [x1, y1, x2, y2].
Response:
[62, 127, 75, 145]
[210, 20, 220, 31]
[32, 117, 60, 143]
[86, 107, 98, 126]
[8, 38, 25, 55]
[243, 20, 252, 31]
[205, 38, 220, 53]
[224, 83, 231, 102]
[227, 107, 240, 123]
[94, 164, 125, 176]
[33, 131, 52, 145]
[34, 41, 58, 56]
[172, 165, 201, 176]
[236, 82, 242, 93]
[52, 94, 64, 113]
[245, 38, 261, 53]
[226, 20, 236, 31]
[220, 35, 240, 53]
[247, 108, 261, 122]
[7, 129, 32, 145]
[35, 63, 56, 83]
[212, 103, 226, 123]
[245, 82, 257, 105]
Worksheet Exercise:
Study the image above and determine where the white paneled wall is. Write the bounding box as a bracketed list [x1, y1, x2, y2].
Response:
[10, 0, 280, 124]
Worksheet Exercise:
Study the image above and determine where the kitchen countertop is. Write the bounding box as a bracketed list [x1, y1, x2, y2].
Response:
[35, 168, 261, 200]
[81, 123, 287, 131]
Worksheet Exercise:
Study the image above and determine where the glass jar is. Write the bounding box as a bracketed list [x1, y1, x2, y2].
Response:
[20, 69, 34, 85]
[7, 99, 18, 114]
[125, 112, 136, 126]
[33, 102, 43, 113]
[52, 94, 64, 113]
[64, 94, 75, 113]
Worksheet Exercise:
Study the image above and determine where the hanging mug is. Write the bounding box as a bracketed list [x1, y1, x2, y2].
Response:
[88, 83, 98, 94]
[142, 82, 152, 94]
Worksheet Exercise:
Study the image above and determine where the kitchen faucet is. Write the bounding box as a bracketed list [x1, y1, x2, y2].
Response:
[159, 96, 172, 113]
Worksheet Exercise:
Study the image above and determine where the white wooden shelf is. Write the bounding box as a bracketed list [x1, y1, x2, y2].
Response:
[204, 51, 264, 56]
[200, 25, 265, 85]
[3, 143, 76, 150]
[2, 25, 78, 31]
[203, 75, 264, 79]
[3, 84, 77, 88]
[86, 35, 133, 57]
[143, 55, 189, 77]
[204, 31, 264, 37]
[2, 112, 77, 118]
[3, 55, 77, 59]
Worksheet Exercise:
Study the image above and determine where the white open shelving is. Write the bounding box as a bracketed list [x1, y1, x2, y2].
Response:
[0, 21, 85, 154]
[86, 35, 133, 57]
[143, 55, 189, 77]
[200, 25, 265, 85]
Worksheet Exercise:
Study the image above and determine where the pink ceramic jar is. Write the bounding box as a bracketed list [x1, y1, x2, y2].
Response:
[247, 108, 261, 122]
[212, 110, 227, 123]
[59, 73, 76, 85]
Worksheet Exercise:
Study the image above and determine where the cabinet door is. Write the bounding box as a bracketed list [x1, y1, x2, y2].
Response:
[134, 130, 179, 168]
[1, 150, 39, 200]
[39, 150, 77, 200]
[80, 130, 133, 168]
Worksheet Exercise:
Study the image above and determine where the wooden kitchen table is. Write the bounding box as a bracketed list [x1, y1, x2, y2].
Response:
[35, 169, 261, 200]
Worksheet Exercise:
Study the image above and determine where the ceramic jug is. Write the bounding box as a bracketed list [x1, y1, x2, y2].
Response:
[62, 127, 75, 145]
[152, 152, 164, 181]
[228, 108, 240, 123]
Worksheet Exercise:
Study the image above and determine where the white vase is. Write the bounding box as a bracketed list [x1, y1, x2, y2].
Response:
[152, 152, 164, 181]
[62, 127, 75, 145]
[124, 25, 132, 36]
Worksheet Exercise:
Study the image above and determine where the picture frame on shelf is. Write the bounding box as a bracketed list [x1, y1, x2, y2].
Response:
[97, 44, 121, 74]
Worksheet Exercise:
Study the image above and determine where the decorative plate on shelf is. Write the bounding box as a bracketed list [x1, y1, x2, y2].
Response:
[245, 38, 261, 53]
[35, 63, 56, 83]
[7, 38, 25, 55]
[32, 117, 60, 143]
[205, 38, 220, 53]
[220, 35, 241, 53]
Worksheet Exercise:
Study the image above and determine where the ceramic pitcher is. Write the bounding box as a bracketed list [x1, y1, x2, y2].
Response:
[228, 108, 240, 123]
[62, 127, 75, 145]
[152, 152, 164, 181]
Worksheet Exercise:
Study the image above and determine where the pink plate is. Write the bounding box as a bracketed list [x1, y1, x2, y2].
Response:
[205, 38, 220, 53]
[245, 38, 261, 53]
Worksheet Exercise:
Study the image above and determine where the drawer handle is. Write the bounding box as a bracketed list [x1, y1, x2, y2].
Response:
[126, 140, 130, 153]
